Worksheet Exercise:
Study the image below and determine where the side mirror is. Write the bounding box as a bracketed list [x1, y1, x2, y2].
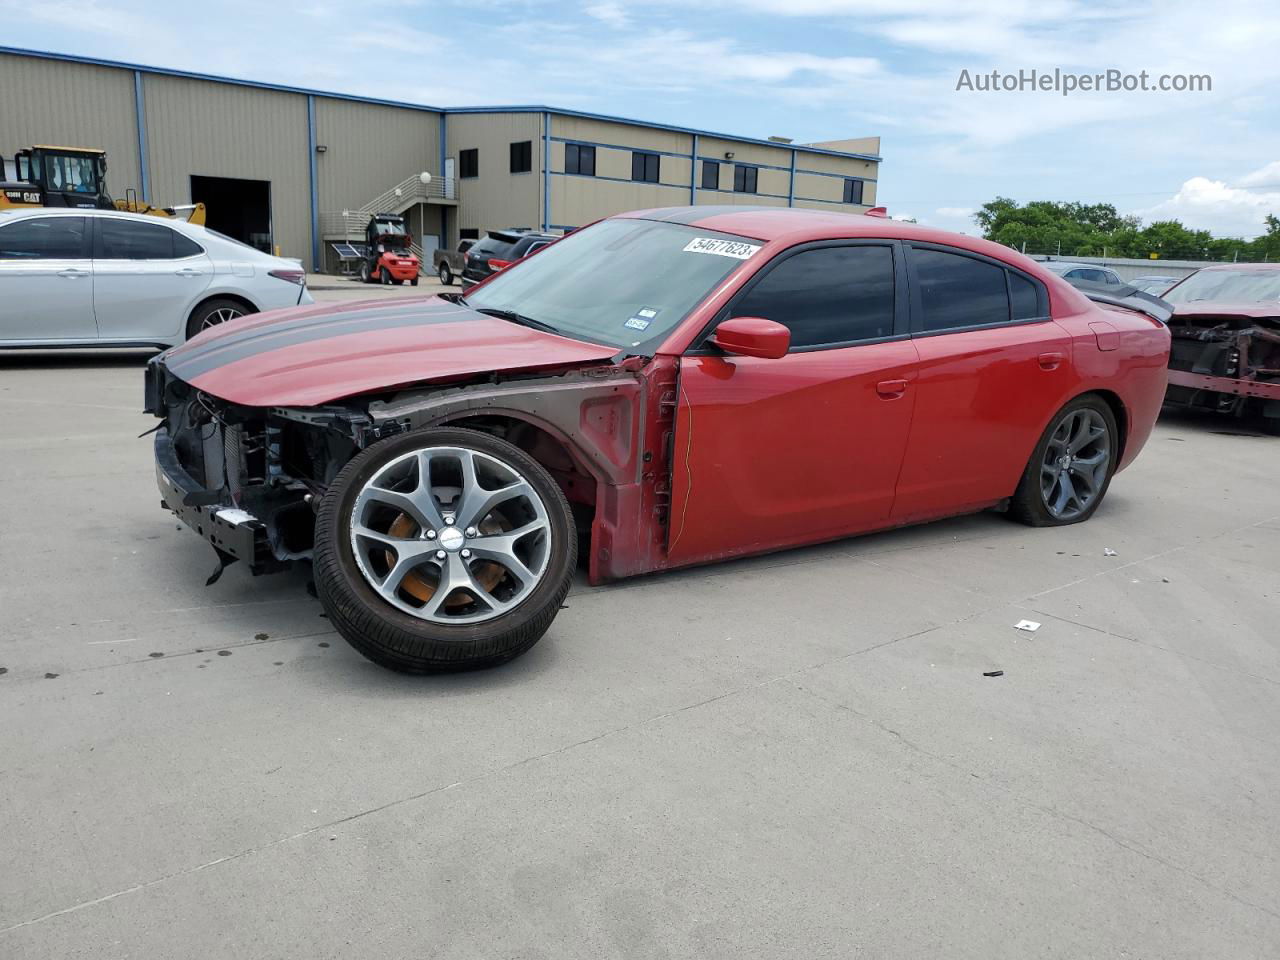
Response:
[709, 316, 790, 360]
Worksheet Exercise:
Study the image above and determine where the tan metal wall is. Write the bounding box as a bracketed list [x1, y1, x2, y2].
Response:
[0, 52, 142, 198]
[315, 97, 440, 215]
[447, 112, 542, 237]
[142, 74, 312, 263]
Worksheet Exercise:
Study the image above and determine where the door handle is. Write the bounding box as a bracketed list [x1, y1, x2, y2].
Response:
[1038, 352, 1064, 370]
[56, 268, 89, 278]
[876, 379, 908, 399]
[174, 268, 203, 277]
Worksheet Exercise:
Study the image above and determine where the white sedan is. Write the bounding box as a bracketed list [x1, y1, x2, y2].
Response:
[0, 208, 313, 348]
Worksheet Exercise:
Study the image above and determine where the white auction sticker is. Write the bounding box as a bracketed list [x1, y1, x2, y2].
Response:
[682, 237, 761, 260]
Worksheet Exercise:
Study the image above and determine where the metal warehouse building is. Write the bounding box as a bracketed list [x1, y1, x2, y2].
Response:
[0, 47, 882, 272]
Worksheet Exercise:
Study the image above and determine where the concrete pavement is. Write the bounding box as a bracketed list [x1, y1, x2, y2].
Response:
[1, 322, 1278, 958]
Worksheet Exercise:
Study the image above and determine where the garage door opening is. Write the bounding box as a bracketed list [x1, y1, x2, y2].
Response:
[190, 175, 272, 254]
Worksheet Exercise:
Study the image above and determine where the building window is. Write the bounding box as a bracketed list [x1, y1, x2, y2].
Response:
[701, 160, 720, 190]
[565, 143, 596, 176]
[632, 151, 660, 184]
[733, 164, 758, 194]
[459, 228, 480, 240]
[459, 149, 479, 179]
[843, 178, 864, 205]
[510, 140, 532, 174]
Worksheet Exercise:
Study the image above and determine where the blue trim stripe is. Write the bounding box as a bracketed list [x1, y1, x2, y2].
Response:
[132, 70, 150, 203]
[307, 95, 320, 270]
[690, 133, 698, 205]
[788, 149, 796, 207]
[542, 112, 551, 231]
[0, 46, 882, 165]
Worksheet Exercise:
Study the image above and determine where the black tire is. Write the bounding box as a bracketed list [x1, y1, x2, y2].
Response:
[410, 276, 419, 287]
[185, 298, 251, 341]
[313, 427, 576, 673]
[359, 261, 371, 284]
[1008, 394, 1118, 527]
[438, 263, 453, 285]
[381, 266, 393, 285]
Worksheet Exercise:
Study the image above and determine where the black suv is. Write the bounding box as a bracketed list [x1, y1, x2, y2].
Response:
[460, 229, 558, 288]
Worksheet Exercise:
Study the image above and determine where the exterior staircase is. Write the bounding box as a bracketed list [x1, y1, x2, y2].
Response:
[319, 172, 457, 240]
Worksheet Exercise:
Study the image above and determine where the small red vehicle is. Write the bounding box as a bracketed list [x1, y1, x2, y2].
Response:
[1159, 263, 1280, 433]
[358, 213, 419, 286]
[147, 207, 1170, 673]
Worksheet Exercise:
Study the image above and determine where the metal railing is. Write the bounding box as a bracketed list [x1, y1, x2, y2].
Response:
[319, 172, 457, 237]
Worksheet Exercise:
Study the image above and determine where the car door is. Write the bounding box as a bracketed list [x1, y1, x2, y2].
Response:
[91, 217, 213, 342]
[0, 215, 96, 342]
[666, 241, 919, 566]
[891, 243, 1072, 523]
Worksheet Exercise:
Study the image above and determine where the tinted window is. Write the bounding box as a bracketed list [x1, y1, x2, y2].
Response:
[173, 232, 203, 257]
[0, 216, 88, 259]
[1009, 272, 1041, 320]
[99, 218, 187, 259]
[632, 152, 659, 183]
[843, 178, 864, 204]
[472, 235, 518, 259]
[565, 144, 595, 176]
[701, 160, 719, 190]
[913, 248, 1009, 332]
[459, 149, 478, 179]
[510, 140, 532, 174]
[459, 228, 480, 241]
[730, 245, 896, 349]
[733, 164, 758, 194]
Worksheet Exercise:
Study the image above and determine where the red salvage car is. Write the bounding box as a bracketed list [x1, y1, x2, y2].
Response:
[146, 207, 1171, 673]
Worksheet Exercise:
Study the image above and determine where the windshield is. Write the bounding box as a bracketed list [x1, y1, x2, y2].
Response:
[464, 218, 763, 350]
[1163, 268, 1280, 304]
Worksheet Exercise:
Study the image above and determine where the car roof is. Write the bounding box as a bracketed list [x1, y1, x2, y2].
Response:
[1040, 261, 1111, 273]
[0, 206, 202, 230]
[1191, 262, 1280, 272]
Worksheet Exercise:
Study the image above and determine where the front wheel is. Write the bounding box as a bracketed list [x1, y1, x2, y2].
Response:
[1008, 395, 1118, 526]
[358, 261, 371, 284]
[313, 427, 576, 673]
[438, 263, 453, 285]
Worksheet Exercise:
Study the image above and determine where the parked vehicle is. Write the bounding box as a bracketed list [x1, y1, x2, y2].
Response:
[1128, 275, 1180, 296]
[1160, 263, 1280, 433]
[146, 207, 1169, 673]
[433, 238, 476, 285]
[460, 229, 557, 288]
[359, 213, 419, 285]
[1041, 261, 1125, 286]
[0, 208, 311, 348]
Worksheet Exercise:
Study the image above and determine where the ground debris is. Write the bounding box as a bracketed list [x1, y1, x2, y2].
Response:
[1014, 619, 1041, 633]
[1104, 548, 1118, 557]
[983, 670, 1004, 678]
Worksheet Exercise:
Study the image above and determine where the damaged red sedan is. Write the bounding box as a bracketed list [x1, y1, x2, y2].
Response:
[146, 207, 1171, 672]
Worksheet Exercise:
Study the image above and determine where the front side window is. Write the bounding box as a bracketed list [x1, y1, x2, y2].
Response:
[730, 245, 895, 349]
[701, 160, 720, 190]
[459, 149, 478, 179]
[912, 247, 1011, 332]
[0, 216, 88, 259]
[98, 218, 193, 259]
[465, 218, 758, 352]
[632, 151, 660, 183]
[510, 140, 532, 174]
[565, 143, 596, 177]
[733, 164, 758, 194]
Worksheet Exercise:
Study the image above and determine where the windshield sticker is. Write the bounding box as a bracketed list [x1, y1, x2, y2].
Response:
[624, 316, 652, 331]
[683, 237, 762, 260]
[636, 307, 660, 319]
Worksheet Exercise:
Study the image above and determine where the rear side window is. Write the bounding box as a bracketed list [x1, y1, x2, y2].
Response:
[98, 218, 192, 259]
[0, 216, 88, 259]
[912, 248, 1010, 332]
[1009, 272, 1041, 320]
[730, 245, 896, 349]
[472, 236, 518, 259]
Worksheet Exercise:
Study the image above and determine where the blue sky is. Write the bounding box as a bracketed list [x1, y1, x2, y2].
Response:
[5, 0, 1280, 238]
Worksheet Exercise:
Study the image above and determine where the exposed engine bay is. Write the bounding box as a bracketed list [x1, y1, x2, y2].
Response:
[1165, 310, 1280, 414]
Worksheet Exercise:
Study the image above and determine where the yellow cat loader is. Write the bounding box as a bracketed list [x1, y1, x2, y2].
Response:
[0, 145, 205, 224]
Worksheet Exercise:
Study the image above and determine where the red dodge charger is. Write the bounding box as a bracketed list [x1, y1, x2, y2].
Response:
[146, 206, 1171, 672]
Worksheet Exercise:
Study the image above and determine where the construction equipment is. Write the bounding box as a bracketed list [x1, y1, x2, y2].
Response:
[358, 213, 420, 285]
[0, 145, 205, 224]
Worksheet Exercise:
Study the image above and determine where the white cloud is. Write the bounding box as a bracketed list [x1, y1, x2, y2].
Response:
[936, 206, 976, 218]
[1132, 168, 1280, 238]
[584, 1, 630, 27]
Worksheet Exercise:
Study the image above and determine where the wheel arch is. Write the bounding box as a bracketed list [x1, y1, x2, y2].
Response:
[1081, 388, 1128, 463]
[189, 291, 259, 321]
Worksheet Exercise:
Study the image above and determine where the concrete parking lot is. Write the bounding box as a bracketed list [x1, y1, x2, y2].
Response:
[2, 283, 1278, 958]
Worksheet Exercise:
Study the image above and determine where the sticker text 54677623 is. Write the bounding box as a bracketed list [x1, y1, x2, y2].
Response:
[682, 237, 762, 260]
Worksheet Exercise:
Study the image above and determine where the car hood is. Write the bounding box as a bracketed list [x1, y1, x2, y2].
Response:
[161, 296, 618, 407]
[1170, 301, 1280, 320]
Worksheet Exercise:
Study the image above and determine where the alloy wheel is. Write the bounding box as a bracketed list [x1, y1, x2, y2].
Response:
[1039, 408, 1111, 520]
[348, 446, 552, 625]
[201, 306, 243, 330]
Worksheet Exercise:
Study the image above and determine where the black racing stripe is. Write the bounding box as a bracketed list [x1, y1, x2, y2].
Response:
[166, 305, 476, 382]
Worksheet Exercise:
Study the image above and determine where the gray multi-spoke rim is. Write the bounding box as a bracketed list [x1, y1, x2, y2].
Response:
[201, 307, 243, 330]
[1040, 408, 1111, 520]
[348, 446, 551, 625]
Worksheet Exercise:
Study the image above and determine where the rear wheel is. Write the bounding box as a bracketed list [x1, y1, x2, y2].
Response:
[410, 276, 419, 287]
[313, 427, 576, 673]
[1009, 395, 1117, 526]
[438, 263, 453, 285]
[358, 261, 371, 284]
[185, 298, 249, 341]
[381, 266, 393, 285]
